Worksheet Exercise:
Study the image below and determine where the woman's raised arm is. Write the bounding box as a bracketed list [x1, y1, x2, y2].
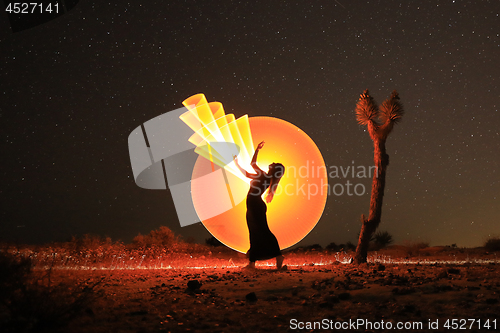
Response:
[233, 155, 258, 179]
[250, 141, 265, 174]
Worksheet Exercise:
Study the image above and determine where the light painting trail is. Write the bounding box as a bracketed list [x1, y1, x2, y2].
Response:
[180, 94, 328, 253]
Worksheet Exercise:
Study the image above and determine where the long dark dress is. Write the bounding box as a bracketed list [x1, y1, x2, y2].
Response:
[246, 173, 282, 262]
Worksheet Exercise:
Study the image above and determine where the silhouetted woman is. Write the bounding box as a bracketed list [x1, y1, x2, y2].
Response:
[234, 141, 285, 269]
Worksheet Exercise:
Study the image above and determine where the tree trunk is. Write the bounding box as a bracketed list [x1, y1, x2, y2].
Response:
[353, 137, 389, 264]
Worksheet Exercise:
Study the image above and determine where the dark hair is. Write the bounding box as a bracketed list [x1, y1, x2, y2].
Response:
[270, 163, 285, 180]
[266, 163, 285, 203]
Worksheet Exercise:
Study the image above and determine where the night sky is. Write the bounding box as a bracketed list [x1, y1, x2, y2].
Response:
[1, 1, 499, 248]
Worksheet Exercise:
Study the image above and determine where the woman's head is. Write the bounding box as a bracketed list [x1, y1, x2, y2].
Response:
[265, 163, 285, 203]
[268, 163, 285, 180]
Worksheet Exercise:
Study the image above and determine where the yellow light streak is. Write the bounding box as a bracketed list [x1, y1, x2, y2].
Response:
[181, 94, 254, 182]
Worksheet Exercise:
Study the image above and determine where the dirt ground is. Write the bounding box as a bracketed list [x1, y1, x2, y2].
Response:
[53, 249, 500, 333]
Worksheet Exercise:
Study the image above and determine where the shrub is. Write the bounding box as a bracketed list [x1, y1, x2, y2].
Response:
[0, 250, 101, 332]
[72, 234, 121, 251]
[484, 237, 500, 252]
[325, 242, 339, 252]
[305, 244, 323, 252]
[372, 231, 394, 250]
[334, 242, 356, 252]
[132, 226, 179, 249]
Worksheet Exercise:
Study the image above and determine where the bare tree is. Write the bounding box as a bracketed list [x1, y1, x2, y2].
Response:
[353, 90, 404, 264]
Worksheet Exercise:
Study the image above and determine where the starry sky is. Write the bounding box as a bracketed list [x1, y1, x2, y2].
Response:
[1, 1, 499, 248]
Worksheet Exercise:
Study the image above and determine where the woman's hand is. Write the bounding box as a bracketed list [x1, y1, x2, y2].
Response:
[257, 141, 265, 150]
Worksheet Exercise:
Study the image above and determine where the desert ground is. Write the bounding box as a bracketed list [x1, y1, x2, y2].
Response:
[2, 245, 499, 333]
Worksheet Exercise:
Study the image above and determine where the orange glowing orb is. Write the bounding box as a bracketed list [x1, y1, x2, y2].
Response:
[191, 116, 328, 253]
